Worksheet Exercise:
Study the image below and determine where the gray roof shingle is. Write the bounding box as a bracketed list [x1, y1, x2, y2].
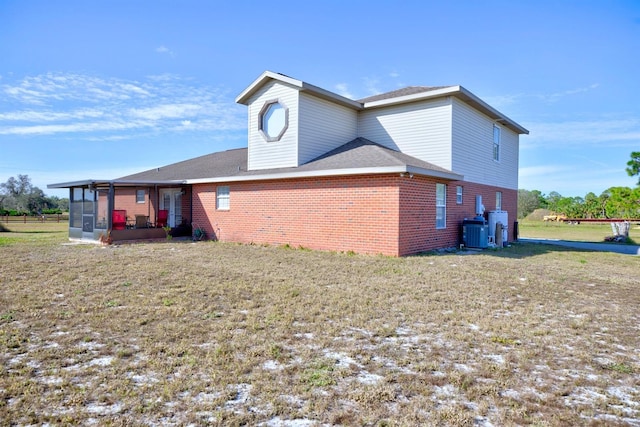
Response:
[119, 138, 459, 182]
[358, 86, 452, 103]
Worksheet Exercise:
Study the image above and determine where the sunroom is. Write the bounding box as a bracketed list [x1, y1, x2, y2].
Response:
[48, 179, 192, 243]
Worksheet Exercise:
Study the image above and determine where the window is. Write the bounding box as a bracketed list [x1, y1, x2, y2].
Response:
[493, 124, 501, 161]
[456, 186, 463, 204]
[496, 191, 502, 210]
[436, 183, 446, 229]
[216, 186, 230, 210]
[258, 99, 289, 142]
[136, 189, 145, 203]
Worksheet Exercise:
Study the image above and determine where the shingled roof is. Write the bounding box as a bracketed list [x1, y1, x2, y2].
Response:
[358, 86, 452, 103]
[119, 138, 462, 183]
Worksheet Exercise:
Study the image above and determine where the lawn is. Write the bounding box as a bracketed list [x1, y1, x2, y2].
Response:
[518, 219, 640, 244]
[1, 223, 639, 425]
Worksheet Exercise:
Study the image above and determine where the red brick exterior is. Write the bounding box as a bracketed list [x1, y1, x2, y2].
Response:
[190, 175, 517, 257]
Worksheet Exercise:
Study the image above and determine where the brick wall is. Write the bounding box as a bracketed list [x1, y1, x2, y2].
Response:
[108, 178, 516, 256]
[191, 175, 516, 256]
[396, 177, 517, 255]
[444, 181, 518, 243]
[192, 176, 401, 256]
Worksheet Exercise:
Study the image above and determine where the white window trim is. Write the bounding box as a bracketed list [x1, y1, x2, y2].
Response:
[136, 189, 145, 204]
[496, 191, 502, 210]
[456, 186, 463, 205]
[493, 124, 501, 162]
[436, 183, 446, 229]
[216, 186, 230, 210]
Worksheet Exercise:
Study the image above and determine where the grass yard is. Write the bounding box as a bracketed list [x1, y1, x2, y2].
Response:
[1, 224, 639, 425]
[519, 219, 640, 244]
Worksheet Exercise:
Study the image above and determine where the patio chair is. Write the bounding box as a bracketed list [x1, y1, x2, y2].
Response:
[156, 210, 168, 228]
[135, 215, 149, 228]
[112, 210, 126, 230]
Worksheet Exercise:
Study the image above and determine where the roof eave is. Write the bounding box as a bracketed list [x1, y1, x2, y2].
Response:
[456, 87, 529, 135]
[47, 179, 186, 189]
[363, 85, 529, 135]
[186, 166, 462, 184]
[362, 86, 461, 108]
[236, 71, 362, 110]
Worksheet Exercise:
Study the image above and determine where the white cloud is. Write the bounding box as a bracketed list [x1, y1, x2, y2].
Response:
[519, 163, 636, 197]
[0, 72, 245, 137]
[334, 83, 354, 99]
[522, 118, 640, 149]
[537, 84, 600, 103]
[129, 103, 201, 120]
[0, 109, 104, 122]
[363, 76, 382, 96]
[155, 45, 174, 56]
[485, 84, 600, 110]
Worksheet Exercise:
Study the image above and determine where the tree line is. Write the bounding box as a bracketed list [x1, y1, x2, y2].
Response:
[0, 175, 69, 216]
[519, 151, 640, 219]
[518, 187, 640, 219]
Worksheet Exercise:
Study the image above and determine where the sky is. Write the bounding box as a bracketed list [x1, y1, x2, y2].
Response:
[1, 0, 639, 199]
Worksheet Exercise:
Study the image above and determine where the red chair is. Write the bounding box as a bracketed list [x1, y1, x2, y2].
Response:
[112, 210, 126, 230]
[156, 210, 168, 228]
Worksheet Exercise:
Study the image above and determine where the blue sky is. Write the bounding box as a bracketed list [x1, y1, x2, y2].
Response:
[1, 0, 639, 199]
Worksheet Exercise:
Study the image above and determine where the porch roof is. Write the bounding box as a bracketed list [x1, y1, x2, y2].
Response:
[47, 179, 185, 189]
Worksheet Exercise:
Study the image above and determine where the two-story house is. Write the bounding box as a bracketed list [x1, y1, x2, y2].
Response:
[49, 71, 528, 256]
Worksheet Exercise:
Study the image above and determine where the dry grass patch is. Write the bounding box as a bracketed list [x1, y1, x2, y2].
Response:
[1, 235, 639, 425]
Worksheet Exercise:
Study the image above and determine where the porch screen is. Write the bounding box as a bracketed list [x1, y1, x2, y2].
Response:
[70, 188, 83, 228]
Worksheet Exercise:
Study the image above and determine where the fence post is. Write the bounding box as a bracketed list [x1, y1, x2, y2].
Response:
[23, 214, 27, 223]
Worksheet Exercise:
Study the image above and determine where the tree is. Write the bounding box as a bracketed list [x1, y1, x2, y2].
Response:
[583, 192, 601, 218]
[518, 189, 545, 218]
[545, 191, 563, 213]
[626, 151, 640, 185]
[0, 174, 55, 214]
[0, 174, 32, 197]
[602, 186, 640, 218]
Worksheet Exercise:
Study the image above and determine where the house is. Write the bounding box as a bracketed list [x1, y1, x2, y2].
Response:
[49, 71, 528, 256]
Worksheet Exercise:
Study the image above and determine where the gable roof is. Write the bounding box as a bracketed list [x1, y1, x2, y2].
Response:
[360, 85, 528, 135]
[235, 71, 362, 110]
[118, 138, 463, 184]
[236, 71, 528, 135]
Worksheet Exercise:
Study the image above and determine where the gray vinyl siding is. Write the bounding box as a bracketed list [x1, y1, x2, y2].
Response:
[247, 81, 299, 170]
[298, 93, 358, 165]
[451, 98, 519, 189]
[357, 98, 453, 169]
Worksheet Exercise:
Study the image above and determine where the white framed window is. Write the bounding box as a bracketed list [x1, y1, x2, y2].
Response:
[456, 186, 463, 205]
[136, 189, 145, 204]
[496, 191, 502, 210]
[258, 99, 289, 142]
[216, 186, 230, 210]
[436, 183, 446, 229]
[493, 124, 501, 162]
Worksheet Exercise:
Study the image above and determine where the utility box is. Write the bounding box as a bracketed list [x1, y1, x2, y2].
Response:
[488, 210, 508, 245]
[462, 219, 488, 249]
